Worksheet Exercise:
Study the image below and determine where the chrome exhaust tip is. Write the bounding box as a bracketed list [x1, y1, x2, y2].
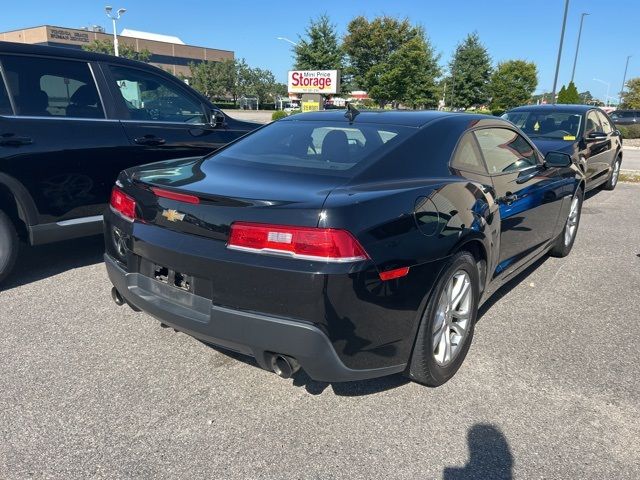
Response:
[270, 354, 300, 379]
[111, 287, 125, 306]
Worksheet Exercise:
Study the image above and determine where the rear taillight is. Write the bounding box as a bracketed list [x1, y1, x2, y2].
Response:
[110, 186, 136, 221]
[228, 222, 369, 262]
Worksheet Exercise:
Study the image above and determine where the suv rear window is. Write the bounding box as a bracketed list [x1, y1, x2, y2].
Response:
[209, 120, 411, 174]
[0, 55, 104, 119]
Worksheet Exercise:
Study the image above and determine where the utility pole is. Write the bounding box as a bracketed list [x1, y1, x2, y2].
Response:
[619, 55, 632, 106]
[551, 0, 570, 104]
[570, 12, 589, 83]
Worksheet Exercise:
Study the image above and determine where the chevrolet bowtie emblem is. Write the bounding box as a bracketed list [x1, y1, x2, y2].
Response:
[161, 209, 185, 222]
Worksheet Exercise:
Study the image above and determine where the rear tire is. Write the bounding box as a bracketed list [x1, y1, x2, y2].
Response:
[602, 156, 621, 191]
[549, 189, 583, 258]
[0, 209, 19, 284]
[407, 251, 479, 387]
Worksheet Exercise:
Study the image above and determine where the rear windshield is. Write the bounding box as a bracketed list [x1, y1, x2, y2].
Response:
[208, 120, 414, 175]
[504, 111, 583, 139]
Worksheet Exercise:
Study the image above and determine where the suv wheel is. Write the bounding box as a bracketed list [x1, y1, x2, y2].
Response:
[0, 209, 19, 284]
[603, 157, 621, 191]
[407, 251, 479, 387]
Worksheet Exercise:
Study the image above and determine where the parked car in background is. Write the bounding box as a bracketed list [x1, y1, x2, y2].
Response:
[105, 110, 584, 387]
[610, 109, 640, 126]
[504, 105, 622, 192]
[0, 41, 258, 282]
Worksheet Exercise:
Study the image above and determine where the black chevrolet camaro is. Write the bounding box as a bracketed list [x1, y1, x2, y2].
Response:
[105, 110, 584, 386]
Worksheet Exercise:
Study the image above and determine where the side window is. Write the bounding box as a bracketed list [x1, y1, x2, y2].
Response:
[109, 65, 206, 123]
[451, 132, 486, 174]
[0, 55, 104, 118]
[585, 110, 602, 135]
[0, 66, 12, 115]
[596, 111, 613, 134]
[474, 128, 538, 174]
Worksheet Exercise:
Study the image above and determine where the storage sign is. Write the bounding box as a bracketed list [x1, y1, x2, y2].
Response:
[288, 70, 339, 94]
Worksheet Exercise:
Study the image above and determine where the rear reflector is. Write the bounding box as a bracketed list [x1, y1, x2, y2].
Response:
[228, 222, 369, 262]
[379, 266, 410, 281]
[151, 187, 200, 204]
[110, 186, 136, 221]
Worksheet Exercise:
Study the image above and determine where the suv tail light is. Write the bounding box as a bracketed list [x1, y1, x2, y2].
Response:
[110, 186, 136, 221]
[228, 222, 369, 263]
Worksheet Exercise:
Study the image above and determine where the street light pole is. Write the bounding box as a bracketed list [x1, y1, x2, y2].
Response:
[594, 78, 611, 107]
[276, 37, 298, 47]
[551, 0, 570, 105]
[570, 12, 589, 83]
[105, 6, 126, 57]
[619, 55, 632, 106]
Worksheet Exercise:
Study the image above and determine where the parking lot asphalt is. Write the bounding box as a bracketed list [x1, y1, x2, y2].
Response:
[1, 184, 639, 479]
[622, 147, 640, 171]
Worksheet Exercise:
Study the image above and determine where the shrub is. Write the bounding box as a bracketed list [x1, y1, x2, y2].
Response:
[617, 124, 640, 139]
[491, 108, 506, 117]
[271, 110, 288, 121]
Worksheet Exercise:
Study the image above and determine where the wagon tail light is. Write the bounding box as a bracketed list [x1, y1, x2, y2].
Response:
[110, 186, 137, 222]
[227, 222, 369, 263]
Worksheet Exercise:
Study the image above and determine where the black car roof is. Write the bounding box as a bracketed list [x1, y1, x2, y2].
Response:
[0, 40, 154, 69]
[506, 104, 595, 114]
[280, 110, 509, 128]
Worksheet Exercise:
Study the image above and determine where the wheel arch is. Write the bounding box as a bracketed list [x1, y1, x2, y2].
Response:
[0, 173, 39, 240]
[450, 234, 490, 295]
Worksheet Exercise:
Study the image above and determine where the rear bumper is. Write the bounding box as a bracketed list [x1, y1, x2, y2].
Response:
[105, 254, 405, 382]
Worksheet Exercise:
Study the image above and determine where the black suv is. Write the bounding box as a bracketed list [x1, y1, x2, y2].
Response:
[610, 109, 640, 126]
[0, 41, 258, 282]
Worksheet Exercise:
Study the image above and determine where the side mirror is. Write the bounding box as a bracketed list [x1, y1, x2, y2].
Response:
[209, 109, 226, 128]
[544, 151, 572, 168]
[586, 131, 607, 141]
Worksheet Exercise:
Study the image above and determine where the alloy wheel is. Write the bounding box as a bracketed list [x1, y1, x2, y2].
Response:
[564, 196, 580, 246]
[611, 161, 621, 187]
[432, 270, 473, 366]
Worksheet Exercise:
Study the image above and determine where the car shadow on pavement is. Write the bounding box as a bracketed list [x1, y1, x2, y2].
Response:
[0, 235, 104, 291]
[477, 255, 548, 323]
[443, 423, 513, 480]
[203, 343, 410, 396]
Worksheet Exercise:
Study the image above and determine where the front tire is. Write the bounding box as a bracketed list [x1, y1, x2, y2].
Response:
[0, 209, 19, 284]
[549, 189, 583, 258]
[407, 251, 479, 387]
[603, 156, 621, 191]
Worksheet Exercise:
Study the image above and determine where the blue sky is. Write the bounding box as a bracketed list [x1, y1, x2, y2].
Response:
[3, 0, 639, 101]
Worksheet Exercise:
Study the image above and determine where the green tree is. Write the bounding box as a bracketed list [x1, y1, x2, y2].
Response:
[189, 59, 281, 107]
[489, 60, 538, 110]
[557, 85, 567, 103]
[620, 78, 640, 109]
[343, 16, 423, 91]
[366, 36, 440, 108]
[190, 59, 235, 101]
[83, 39, 151, 62]
[294, 14, 343, 71]
[557, 81, 580, 104]
[448, 32, 492, 108]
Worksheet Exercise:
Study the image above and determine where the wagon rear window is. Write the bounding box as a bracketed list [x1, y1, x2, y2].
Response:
[209, 120, 412, 173]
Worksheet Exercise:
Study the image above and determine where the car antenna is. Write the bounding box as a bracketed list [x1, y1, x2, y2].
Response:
[344, 102, 360, 122]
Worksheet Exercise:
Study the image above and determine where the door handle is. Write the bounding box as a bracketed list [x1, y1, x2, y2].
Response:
[500, 193, 518, 205]
[0, 134, 33, 146]
[134, 135, 166, 146]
